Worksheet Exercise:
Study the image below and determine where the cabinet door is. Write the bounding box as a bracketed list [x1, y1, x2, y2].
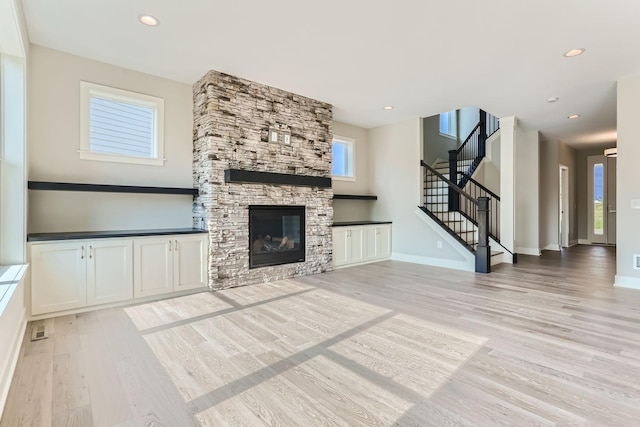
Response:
[173, 234, 208, 291]
[363, 226, 378, 260]
[87, 239, 133, 306]
[376, 225, 392, 259]
[332, 228, 350, 266]
[349, 227, 365, 264]
[133, 238, 173, 298]
[31, 242, 87, 315]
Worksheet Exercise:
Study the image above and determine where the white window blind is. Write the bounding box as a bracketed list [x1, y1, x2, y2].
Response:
[89, 97, 155, 157]
[80, 81, 165, 166]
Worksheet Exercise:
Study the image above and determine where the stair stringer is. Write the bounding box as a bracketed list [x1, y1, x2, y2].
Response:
[405, 207, 475, 272]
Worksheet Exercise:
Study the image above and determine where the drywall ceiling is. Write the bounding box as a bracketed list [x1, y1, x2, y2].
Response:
[21, 0, 640, 148]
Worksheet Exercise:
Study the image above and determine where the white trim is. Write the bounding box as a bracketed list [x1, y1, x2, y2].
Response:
[331, 134, 355, 180]
[614, 275, 640, 289]
[332, 257, 390, 270]
[391, 252, 474, 272]
[0, 265, 27, 420]
[331, 175, 356, 182]
[516, 247, 541, 256]
[568, 239, 579, 247]
[578, 239, 591, 245]
[410, 207, 476, 272]
[79, 81, 165, 166]
[543, 244, 561, 251]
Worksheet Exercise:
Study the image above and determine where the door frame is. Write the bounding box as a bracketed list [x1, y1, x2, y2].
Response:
[559, 165, 570, 248]
[587, 155, 607, 244]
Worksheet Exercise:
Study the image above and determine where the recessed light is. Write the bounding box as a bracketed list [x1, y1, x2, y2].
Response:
[564, 48, 585, 58]
[383, 106, 394, 110]
[138, 14, 159, 26]
[547, 97, 559, 103]
[568, 114, 580, 119]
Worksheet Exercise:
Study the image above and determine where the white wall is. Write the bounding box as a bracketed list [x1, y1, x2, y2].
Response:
[615, 74, 640, 288]
[0, 268, 27, 420]
[458, 106, 479, 142]
[538, 137, 560, 251]
[28, 45, 194, 232]
[558, 141, 578, 244]
[422, 114, 457, 166]
[332, 121, 372, 223]
[369, 118, 469, 266]
[514, 124, 540, 255]
[499, 117, 516, 254]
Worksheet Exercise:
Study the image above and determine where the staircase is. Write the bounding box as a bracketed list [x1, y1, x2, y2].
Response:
[419, 109, 513, 273]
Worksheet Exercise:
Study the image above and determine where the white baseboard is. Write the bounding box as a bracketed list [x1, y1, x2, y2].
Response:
[568, 240, 579, 247]
[543, 244, 561, 251]
[515, 247, 541, 256]
[578, 239, 591, 245]
[614, 275, 640, 289]
[391, 252, 475, 272]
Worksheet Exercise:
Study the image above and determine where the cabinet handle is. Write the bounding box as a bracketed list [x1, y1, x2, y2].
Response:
[175, 240, 179, 251]
[169, 240, 172, 251]
[81, 246, 85, 260]
[89, 245, 93, 259]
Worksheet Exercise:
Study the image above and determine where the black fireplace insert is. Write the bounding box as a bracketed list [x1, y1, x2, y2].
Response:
[249, 205, 305, 269]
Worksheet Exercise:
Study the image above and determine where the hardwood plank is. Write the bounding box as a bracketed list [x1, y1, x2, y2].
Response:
[4, 245, 640, 426]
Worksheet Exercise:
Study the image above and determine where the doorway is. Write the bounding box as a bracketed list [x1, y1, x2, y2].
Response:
[559, 165, 569, 248]
[587, 155, 616, 245]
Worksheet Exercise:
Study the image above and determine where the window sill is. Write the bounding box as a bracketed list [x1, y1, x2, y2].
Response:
[332, 176, 356, 182]
[0, 264, 28, 317]
[79, 151, 165, 167]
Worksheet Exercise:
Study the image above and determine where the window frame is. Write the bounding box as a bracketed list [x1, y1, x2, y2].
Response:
[331, 135, 356, 181]
[79, 81, 165, 166]
[439, 110, 457, 140]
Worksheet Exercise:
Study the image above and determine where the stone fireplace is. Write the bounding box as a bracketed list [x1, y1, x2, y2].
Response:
[193, 70, 333, 289]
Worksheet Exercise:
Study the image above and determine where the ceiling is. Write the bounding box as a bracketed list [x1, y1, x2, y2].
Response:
[21, 0, 640, 149]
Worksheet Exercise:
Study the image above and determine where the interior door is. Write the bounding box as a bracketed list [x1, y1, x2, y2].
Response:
[588, 155, 607, 244]
[607, 156, 617, 245]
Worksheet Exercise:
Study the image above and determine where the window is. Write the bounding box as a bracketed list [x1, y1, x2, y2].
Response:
[331, 136, 355, 180]
[439, 110, 457, 139]
[593, 163, 604, 235]
[80, 81, 164, 166]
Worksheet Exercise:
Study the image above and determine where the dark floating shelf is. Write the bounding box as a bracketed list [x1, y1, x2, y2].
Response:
[333, 194, 378, 201]
[224, 169, 331, 188]
[28, 181, 199, 196]
[27, 228, 207, 242]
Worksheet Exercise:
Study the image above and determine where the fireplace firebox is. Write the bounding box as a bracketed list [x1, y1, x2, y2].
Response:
[249, 205, 305, 269]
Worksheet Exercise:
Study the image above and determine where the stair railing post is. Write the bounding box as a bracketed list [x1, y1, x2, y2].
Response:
[448, 149, 459, 212]
[479, 110, 487, 159]
[476, 196, 491, 273]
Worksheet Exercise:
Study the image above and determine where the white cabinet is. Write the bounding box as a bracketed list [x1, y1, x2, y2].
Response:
[87, 240, 133, 306]
[333, 227, 365, 267]
[30, 232, 208, 316]
[31, 239, 133, 315]
[134, 238, 173, 298]
[134, 234, 207, 298]
[173, 234, 208, 291]
[31, 242, 87, 315]
[333, 223, 392, 268]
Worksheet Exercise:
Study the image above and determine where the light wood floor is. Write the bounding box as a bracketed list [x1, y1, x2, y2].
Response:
[3, 245, 640, 426]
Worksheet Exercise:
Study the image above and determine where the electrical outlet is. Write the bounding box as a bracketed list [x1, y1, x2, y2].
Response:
[437, 240, 443, 249]
[634, 254, 640, 270]
[284, 133, 291, 145]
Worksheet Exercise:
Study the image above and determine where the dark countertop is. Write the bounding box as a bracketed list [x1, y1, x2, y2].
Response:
[27, 228, 208, 242]
[332, 221, 392, 227]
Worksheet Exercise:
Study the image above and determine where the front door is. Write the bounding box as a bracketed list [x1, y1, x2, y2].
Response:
[588, 155, 615, 245]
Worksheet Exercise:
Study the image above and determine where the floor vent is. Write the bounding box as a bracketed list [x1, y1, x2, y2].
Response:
[30, 323, 48, 341]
